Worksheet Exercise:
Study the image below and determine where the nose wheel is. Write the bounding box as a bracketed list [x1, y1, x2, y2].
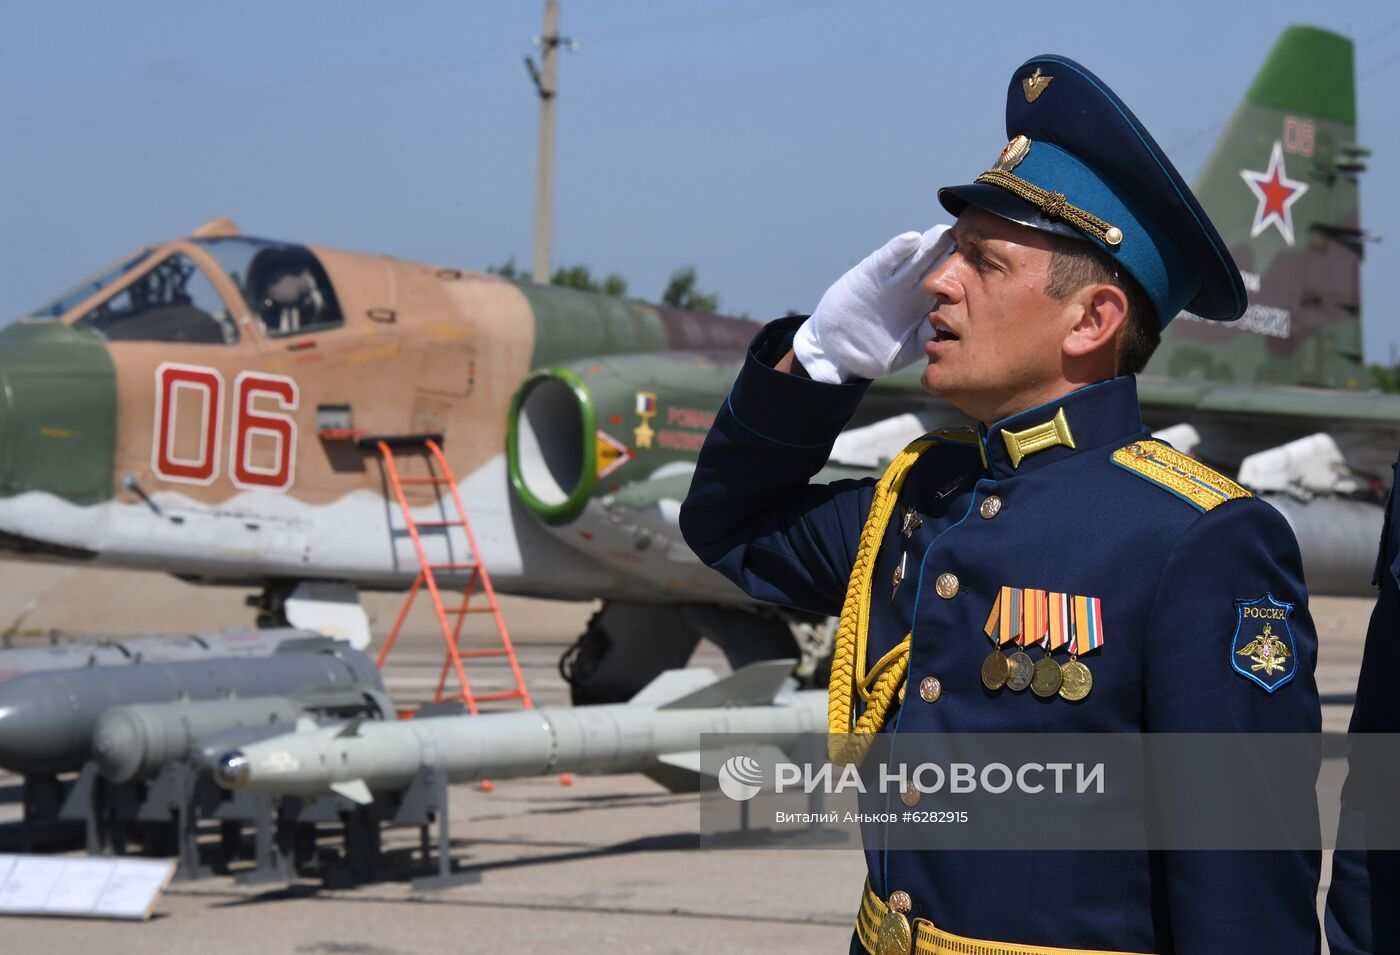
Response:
[246, 582, 294, 629]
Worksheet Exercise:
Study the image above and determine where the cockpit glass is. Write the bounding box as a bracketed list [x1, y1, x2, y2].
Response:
[23, 250, 152, 319]
[73, 253, 239, 345]
[196, 237, 342, 337]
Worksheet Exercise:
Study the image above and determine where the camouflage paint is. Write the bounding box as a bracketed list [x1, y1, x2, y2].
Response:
[517, 282, 759, 368]
[507, 352, 746, 525]
[1148, 25, 1365, 389]
[0, 320, 116, 505]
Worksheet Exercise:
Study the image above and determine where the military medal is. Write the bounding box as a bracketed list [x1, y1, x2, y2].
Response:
[1059, 658, 1092, 701]
[981, 650, 1009, 691]
[1058, 595, 1103, 702]
[981, 586, 1025, 691]
[1031, 654, 1062, 697]
[1006, 587, 1044, 692]
[1006, 648, 1034, 692]
[1032, 592, 1069, 697]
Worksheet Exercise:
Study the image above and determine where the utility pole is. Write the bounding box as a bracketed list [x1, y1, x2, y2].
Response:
[524, 1, 576, 284]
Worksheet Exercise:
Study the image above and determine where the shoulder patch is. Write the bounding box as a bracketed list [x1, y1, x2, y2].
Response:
[1110, 439, 1252, 513]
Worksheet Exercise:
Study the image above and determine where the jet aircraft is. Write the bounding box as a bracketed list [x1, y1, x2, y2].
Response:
[0, 25, 1388, 702]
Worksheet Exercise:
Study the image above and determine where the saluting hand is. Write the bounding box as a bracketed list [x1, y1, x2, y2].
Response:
[792, 226, 952, 383]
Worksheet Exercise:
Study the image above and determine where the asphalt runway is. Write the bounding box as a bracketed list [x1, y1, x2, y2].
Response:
[0, 558, 1376, 953]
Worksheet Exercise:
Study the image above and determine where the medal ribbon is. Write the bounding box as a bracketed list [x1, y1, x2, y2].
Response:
[1047, 591, 1069, 651]
[984, 586, 1024, 647]
[987, 590, 1103, 654]
[1069, 595, 1104, 655]
[1021, 588, 1047, 649]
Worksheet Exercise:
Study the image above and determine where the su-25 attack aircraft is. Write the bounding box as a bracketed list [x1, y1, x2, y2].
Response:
[0, 25, 1388, 703]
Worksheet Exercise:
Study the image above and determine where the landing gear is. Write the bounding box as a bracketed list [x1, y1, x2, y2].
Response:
[245, 582, 294, 629]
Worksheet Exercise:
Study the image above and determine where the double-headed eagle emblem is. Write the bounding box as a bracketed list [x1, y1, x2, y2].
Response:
[1236, 623, 1292, 677]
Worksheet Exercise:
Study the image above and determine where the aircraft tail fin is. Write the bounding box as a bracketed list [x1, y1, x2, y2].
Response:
[1149, 25, 1367, 389]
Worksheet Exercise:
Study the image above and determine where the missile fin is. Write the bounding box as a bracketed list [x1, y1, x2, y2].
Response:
[645, 743, 791, 793]
[329, 778, 374, 805]
[643, 751, 704, 793]
[628, 668, 717, 706]
[656, 660, 796, 710]
[334, 715, 366, 739]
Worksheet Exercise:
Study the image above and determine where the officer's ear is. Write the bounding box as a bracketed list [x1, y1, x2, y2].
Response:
[1061, 283, 1129, 364]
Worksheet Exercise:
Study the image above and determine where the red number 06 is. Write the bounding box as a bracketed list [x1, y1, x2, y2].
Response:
[152, 363, 299, 490]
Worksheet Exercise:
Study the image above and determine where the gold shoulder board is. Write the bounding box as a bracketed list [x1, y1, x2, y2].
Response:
[1111, 440, 1251, 513]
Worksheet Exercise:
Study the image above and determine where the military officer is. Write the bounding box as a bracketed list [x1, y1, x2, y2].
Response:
[681, 55, 1321, 954]
[1325, 451, 1400, 955]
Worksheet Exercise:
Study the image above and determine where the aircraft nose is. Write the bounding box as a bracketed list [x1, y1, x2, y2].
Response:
[0, 320, 117, 515]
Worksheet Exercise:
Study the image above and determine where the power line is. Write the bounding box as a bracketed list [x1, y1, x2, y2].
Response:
[1, 1, 850, 137]
[0, 43, 518, 136]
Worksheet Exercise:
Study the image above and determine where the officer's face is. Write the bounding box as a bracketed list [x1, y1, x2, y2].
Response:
[919, 207, 1080, 424]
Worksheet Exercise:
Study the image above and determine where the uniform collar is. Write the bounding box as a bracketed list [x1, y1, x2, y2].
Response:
[976, 376, 1143, 480]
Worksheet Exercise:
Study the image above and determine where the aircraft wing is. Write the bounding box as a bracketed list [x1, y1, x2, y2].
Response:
[1137, 378, 1400, 486]
[1139, 379, 1400, 427]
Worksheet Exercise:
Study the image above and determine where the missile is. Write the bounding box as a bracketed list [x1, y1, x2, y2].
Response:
[0, 627, 323, 683]
[92, 685, 393, 784]
[0, 642, 382, 776]
[215, 660, 823, 804]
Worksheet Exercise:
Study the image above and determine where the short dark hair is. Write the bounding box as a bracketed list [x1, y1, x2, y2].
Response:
[1042, 234, 1160, 375]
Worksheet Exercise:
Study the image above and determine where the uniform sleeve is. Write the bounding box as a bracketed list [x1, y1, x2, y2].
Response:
[1142, 497, 1322, 954]
[1325, 476, 1400, 955]
[680, 316, 875, 617]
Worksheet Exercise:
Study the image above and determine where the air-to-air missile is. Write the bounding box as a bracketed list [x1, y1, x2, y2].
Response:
[215, 660, 823, 804]
[0, 627, 321, 683]
[92, 684, 394, 784]
[0, 640, 381, 776]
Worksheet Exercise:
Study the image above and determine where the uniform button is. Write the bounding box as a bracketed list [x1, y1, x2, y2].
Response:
[888, 890, 913, 915]
[900, 786, 921, 807]
[919, 676, 942, 703]
[935, 573, 959, 599]
[980, 495, 1003, 520]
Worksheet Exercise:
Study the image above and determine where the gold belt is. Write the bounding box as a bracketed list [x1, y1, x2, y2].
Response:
[857, 880, 1154, 955]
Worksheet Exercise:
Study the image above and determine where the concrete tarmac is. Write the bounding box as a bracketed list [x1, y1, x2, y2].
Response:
[0, 558, 1376, 953]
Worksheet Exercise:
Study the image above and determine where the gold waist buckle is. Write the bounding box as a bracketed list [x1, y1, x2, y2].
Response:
[857, 880, 1154, 955]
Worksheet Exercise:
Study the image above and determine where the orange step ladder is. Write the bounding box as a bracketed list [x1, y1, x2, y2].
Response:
[366, 435, 533, 717]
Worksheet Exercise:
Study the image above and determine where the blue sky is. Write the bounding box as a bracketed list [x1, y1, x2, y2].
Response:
[3, 1, 1398, 362]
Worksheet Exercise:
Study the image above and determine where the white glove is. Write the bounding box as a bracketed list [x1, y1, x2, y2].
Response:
[792, 225, 953, 383]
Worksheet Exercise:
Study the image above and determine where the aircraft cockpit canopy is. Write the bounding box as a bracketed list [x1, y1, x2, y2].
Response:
[196, 237, 342, 338]
[23, 250, 153, 321]
[74, 252, 239, 344]
[30, 237, 343, 346]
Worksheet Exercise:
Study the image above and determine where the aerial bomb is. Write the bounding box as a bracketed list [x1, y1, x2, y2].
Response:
[215, 660, 824, 804]
[0, 627, 322, 683]
[0, 641, 381, 775]
[92, 684, 393, 783]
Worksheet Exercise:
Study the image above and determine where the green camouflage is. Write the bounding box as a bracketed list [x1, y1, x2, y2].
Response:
[0, 320, 116, 506]
[1148, 25, 1366, 389]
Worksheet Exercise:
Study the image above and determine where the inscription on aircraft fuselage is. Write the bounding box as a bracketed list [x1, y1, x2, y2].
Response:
[151, 363, 300, 491]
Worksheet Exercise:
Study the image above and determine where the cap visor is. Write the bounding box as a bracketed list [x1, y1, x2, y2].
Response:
[937, 183, 1089, 246]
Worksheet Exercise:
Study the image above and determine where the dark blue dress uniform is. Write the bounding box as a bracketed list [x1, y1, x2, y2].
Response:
[1325, 452, 1400, 955]
[682, 319, 1321, 954]
[681, 53, 1322, 955]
